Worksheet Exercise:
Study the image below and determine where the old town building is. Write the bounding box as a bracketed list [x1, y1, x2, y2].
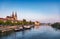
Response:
[34, 21, 40, 26]
[0, 11, 18, 23]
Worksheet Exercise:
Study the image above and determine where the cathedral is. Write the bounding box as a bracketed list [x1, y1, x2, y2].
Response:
[6, 11, 17, 20]
[0, 11, 18, 23]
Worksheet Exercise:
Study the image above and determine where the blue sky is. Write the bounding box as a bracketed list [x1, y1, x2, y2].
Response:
[0, 0, 60, 23]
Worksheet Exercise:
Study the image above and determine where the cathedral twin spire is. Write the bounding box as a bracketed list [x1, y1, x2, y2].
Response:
[12, 11, 17, 17]
[12, 11, 17, 20]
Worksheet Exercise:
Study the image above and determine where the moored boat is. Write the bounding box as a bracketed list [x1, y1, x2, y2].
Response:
[23, 25, 31, 29]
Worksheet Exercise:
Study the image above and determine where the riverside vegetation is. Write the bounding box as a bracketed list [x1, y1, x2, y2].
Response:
[51, 22, 60, 29]
[0, 19, 34, 26]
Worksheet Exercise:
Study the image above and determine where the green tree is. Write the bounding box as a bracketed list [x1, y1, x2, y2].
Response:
[5, 20, 12, 26]
[29, 21, 32, 25]
[22, 19, 27, 25]
[16, 21, 22, 25]
[51, 22, 60, 29]
[0, 20, 4, 25]
[23, 19, 26, 22]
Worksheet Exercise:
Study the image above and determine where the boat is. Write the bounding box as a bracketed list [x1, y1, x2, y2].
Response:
[23, 25, 31, 29]
[14, 26, 23, 31]
[14, 28, 20, 31]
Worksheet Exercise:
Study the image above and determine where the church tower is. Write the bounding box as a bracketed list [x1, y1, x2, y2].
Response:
[12, 11, 15, 17]
[11, 11, 17, 20]
[14, 12, 17, 20]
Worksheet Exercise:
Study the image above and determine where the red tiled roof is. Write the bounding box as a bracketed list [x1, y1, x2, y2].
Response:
[0, 18, 7, 20]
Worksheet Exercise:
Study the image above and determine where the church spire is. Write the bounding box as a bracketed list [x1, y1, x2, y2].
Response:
[11, 11, 17, 20]
[12, 11, 14, 17]
[14, 11, 17, 20]
[15, 11, 17, 17]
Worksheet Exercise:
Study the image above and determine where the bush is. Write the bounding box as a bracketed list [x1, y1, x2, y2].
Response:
[51, 22, 60, 29]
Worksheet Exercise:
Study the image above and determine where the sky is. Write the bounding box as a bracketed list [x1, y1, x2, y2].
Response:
[0, 0, 60, 23]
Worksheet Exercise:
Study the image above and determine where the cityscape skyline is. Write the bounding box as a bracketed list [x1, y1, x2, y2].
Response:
[0, 0, 60, 23]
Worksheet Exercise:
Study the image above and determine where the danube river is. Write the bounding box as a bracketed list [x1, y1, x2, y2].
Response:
[0, 25, 60, 39]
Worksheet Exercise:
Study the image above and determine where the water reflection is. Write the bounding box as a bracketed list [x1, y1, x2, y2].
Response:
[34, 26, 40, 29]
[0, 25, 60, 39]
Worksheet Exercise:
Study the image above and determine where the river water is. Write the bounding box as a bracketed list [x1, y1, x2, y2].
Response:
[0, 25, 60, 39]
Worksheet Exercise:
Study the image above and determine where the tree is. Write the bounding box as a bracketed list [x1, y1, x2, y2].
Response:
[22, 19, 27, 25]
[29, 21, 32, 25]
[4, 20, 12, 26]
[0, 20, 4, 25]
[23, 19, 26, 22]
[51, 22, 60, 29]
[16, 21, 22, 25]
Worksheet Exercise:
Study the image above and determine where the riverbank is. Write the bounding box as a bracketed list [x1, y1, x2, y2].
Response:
[51, 22, 60, 29]
[0, 25, 34, 33]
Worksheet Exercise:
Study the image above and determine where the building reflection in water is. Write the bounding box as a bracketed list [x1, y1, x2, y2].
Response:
[34, 26, 40, 29]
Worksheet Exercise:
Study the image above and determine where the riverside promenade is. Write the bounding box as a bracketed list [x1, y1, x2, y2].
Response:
[0, 26, 17, 32]
[0, 25, 34, 33]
